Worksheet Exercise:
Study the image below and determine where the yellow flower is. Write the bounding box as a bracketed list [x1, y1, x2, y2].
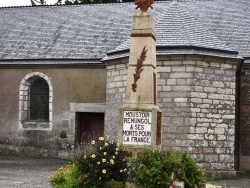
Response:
[115, 147, 119, 151]
[99, 137, 104, 141]
[124, 168, 127, 172]
[115, 151, 118, 155]
[91, 154, 96, 159]
[102, 169, 106, 174]
[91, 140, 95, 145]
[97, 162, 100, 165]
[120, 169, 123, 173]
[100, 147, 102, 150]
[105, 143, 108, 146]
[110, 159, 115, 165]
[112, 156, 116, 159]
[102, 159, 106, 163]
[104, 152, 107, 155]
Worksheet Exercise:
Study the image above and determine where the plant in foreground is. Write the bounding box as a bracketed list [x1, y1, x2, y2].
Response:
[131, 149, 206, 188]
[49, 140, 206, 188]
[49, 136, 128, 188]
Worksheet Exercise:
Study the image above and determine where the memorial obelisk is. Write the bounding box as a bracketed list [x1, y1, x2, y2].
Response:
[119, 0, 161, 148]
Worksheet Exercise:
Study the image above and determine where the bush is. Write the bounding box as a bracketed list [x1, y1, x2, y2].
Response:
[49, 136, 128, 188]
[130, 149, 180, 188]
[49, 140, 206, 188]
[178, 153, 206, 188]
[130, 149, 206, 188]
[48, 163, 81, 188]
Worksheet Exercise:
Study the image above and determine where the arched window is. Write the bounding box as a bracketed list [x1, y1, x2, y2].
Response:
[19, 72, 52, 130]
[29, 78, 49, 121]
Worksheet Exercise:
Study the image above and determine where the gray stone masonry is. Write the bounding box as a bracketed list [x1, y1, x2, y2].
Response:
[105, 60, 128, 140]
[105, 55, 240, 175]
[156, 56, 238, 174]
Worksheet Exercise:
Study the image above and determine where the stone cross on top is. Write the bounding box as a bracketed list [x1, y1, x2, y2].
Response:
[135, 0, 154, 12]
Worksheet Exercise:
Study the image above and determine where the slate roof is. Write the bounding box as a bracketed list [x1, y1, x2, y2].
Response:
[0, 0, 250, 63]
[0, 3, 137, 61]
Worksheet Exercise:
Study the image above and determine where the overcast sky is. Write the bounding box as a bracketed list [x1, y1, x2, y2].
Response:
[0, 0, 56, 7]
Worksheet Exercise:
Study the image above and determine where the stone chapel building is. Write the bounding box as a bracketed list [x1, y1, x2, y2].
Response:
[0, 0, 250, 177]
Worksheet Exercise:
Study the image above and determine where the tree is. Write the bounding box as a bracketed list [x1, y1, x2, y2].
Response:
[64, 0, 130, 5]
[30, 0, 62, 6]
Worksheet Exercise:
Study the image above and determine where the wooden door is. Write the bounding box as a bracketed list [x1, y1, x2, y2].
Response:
[76, 112, 104, 145]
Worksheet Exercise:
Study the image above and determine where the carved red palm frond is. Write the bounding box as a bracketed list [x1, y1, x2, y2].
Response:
[132, 46, 148, 92]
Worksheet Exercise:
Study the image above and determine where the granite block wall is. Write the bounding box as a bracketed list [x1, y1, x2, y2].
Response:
[105, 60, 128, 140]
[156, 57, 237, 175]
[105, 55, 239, 176]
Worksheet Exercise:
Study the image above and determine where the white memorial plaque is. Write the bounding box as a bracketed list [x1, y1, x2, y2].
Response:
[122, 111, 152, 145]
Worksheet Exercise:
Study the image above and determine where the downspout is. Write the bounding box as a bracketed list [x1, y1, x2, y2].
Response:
[236, 58, 244, 170]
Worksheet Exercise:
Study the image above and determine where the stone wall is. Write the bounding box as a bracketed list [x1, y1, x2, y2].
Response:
[156, 56, 238, 177]
[105, 55, 239, 177]
[0, 67, 106, 157]
[105, 60, 128, 140]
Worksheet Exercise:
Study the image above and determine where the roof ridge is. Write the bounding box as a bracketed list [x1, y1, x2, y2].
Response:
[104, 1, 240, 61]
[0, 2, 134, 9]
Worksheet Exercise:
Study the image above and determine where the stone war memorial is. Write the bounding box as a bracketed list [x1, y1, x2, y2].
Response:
[1, 0, 250, 180]
[119, 0, 162, 150]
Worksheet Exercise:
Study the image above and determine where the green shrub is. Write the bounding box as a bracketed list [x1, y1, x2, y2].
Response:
[131, 149, 177, 188]
[73, 136, 128, 187]
[48, 163, 81, 188]
[49, 140, 206, 188]
[130, 149, 206, 188]
[178, 153, 206, 188]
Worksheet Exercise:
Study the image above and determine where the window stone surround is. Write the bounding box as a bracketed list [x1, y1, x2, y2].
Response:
[19, 72, 53, 131]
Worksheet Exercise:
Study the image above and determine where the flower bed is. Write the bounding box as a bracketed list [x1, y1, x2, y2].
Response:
[49, 137, 207, 188]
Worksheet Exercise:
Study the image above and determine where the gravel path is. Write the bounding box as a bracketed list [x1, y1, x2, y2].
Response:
[0, 156, 69, 188]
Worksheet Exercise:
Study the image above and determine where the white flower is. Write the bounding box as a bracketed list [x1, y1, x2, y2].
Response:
[102, 169, 106, 174]
[91, 140, 95, 145]
[91, 154, 96, 158]
[102, 159, 106, 163]
[99, 137, 104, 141]
[104, 152, 107, 155]
[110, 159, 115, 165]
